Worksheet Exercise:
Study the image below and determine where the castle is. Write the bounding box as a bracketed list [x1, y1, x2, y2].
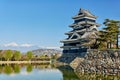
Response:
[58, 8, 100, 63]
[61, 8, 100, 54]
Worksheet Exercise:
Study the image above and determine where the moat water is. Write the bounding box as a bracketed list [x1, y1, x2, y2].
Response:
[0, 64, 119, 80]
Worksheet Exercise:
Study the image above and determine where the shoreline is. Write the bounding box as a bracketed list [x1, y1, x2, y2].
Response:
[0, 61, 51, 64]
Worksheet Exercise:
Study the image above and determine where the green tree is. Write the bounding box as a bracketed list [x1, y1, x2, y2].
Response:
[26, 51, 33, 60]
[13, 51, 21, 61]
[97, 19, 119, 49]
[103, 19, 119, 49]
[97, 31, 108, 49]
[4, 50, 13, 61]
[0, 50, 3, 61]
[0, 54, 3, 61]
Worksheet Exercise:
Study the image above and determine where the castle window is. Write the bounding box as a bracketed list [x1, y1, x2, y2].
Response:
[74, 18, 95, 23]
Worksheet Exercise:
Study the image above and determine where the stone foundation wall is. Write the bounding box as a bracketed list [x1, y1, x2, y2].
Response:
[57, 48, 87, 64]
[75, 50, 120, 75]
[57, 52, 86, 64]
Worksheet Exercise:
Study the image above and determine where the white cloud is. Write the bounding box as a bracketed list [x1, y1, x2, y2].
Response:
[3, 42, 19, 47]
[3, 42, 33, 47]
[20, 44, 33, 47]
[1, 42, 62, 52]
[0, 42, 39, 52]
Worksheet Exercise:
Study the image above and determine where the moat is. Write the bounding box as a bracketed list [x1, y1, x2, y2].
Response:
[0, 64, 120, 80]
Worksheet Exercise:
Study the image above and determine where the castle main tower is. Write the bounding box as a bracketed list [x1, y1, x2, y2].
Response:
[61, 8, 100, 54]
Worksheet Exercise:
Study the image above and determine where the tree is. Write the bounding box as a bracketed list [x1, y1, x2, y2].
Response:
[103, 19, 119, 49]
[26, 51, 33, 60]
[0, 51, 3, 61]
[13, 51, 21, 61]
[3, 50, 13, 61]
[97, 19, 120, 49]
[97, 31, 108, 49]
[0, 54, 2, 61]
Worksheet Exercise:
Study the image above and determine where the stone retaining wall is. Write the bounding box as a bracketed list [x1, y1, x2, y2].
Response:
[74, 50, 120, 75]
[57, 52, 86, 64]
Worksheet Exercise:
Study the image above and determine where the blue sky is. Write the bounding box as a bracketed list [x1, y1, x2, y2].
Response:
[0, 0, 120, 48]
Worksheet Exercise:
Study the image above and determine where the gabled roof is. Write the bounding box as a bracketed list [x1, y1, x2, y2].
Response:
[69, 32, 81, 39]
[81, 31, 98, 39]
[72, 8, 97, 19]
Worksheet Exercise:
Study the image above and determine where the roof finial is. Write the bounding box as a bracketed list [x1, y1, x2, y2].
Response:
[79, 8, 82, 12]
[78, 8, 83, 15]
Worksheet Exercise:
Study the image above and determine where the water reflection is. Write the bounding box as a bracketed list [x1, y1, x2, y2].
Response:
[0, 63, 51, 75]
[57, 65, 120, 80]
[13, 64, 20, 73]
[0, 64, 120, 80]
[4, 65, 13, 75]
[57, 65, 80, 80]
[26, 65, 33, 73]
